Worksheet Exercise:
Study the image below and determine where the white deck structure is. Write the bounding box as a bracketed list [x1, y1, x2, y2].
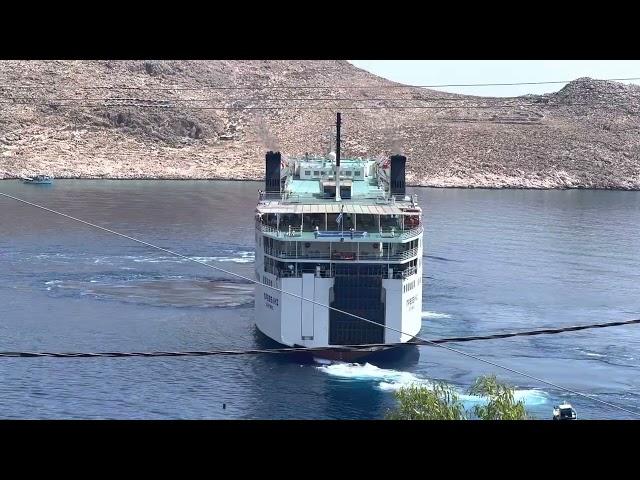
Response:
[254, 150, 423, 350]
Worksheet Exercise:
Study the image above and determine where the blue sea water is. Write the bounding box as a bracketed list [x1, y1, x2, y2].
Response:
[0, 180, 638, 419]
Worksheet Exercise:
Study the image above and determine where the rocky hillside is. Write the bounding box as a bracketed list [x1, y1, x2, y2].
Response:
[1, 60, 639, 188]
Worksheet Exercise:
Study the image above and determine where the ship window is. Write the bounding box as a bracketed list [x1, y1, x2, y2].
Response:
[305, 170, 311, 176]
[354, 171, 361, 176]
[404, 280, 416, 293]
[313, 171, 320, 176]
[345, 171, 352, 176]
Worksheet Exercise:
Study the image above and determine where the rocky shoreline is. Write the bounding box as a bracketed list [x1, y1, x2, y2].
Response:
[1, 61, 640, 190]
[3, 173, 639, 190]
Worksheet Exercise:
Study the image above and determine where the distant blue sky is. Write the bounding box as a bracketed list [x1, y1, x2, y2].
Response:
[348, 61, 640, 97]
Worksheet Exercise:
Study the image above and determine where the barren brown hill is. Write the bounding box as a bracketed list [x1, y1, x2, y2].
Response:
[1, 60, 640, 188]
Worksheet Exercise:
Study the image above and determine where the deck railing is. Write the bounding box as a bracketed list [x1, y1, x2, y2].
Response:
[265, 266, 417, 280]
[262, 246, 420, 262]
[256, 222, 423, 241]
[258, 190, 418, 206]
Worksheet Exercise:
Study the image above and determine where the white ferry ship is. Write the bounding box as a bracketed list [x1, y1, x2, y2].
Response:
[254, 113, 423, 360]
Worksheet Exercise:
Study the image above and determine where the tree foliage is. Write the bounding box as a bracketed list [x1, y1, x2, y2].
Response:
[468, 374, 528, 420]
[386, 375, 529, 420]
[385, 382, 466, 420]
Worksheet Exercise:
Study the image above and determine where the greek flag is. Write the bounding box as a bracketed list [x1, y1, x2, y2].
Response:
[336, 212, 343, 225]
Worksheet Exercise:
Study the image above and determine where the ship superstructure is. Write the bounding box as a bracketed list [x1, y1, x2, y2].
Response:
[254, 114, 423, 353]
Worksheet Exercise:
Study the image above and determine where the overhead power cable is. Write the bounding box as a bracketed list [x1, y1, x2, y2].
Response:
[0, 76, 639, 91]
[1, 317, 639, 357]
[0, 99, 636, 111]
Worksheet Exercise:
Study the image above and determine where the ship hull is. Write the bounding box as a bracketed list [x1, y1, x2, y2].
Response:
[254, 325, 416, 362]
[297, 345, 398, 362]
[254, 265, 423, 359]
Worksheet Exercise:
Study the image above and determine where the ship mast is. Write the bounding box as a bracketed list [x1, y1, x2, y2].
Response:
[335, 112, 341, 202]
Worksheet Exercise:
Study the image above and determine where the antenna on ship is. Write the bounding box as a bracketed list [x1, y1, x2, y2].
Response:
[335, 112, 341, 202]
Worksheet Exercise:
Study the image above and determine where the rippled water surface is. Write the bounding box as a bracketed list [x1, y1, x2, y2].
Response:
[1, 180, 639, 419]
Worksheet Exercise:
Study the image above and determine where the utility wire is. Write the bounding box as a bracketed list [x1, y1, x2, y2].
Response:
[1, 76, 639, 91]
[0, 99, 636, 111]
[0, 191, 638, 418]
[1, 318, 639, 357]
[5, 92, 640, 102]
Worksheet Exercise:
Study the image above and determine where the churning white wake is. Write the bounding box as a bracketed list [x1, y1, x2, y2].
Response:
[318, 362, 426, 386]
[28, 251, 256, 265]
[315, 361, 548, 407]
[421, 311, 452, 319]
[136, 251, 255, 264]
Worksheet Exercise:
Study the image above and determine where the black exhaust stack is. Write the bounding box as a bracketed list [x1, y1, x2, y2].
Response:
[389, 154, 406, 196]
[265, 151, 281, 192]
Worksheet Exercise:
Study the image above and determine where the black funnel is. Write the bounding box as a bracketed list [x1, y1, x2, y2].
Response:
[389, 154, 406, 195]
[265, 151, 281, 192]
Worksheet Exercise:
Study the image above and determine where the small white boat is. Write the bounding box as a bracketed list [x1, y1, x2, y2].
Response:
[23, 175, 53, 185]
[553, 403, 577, 420]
